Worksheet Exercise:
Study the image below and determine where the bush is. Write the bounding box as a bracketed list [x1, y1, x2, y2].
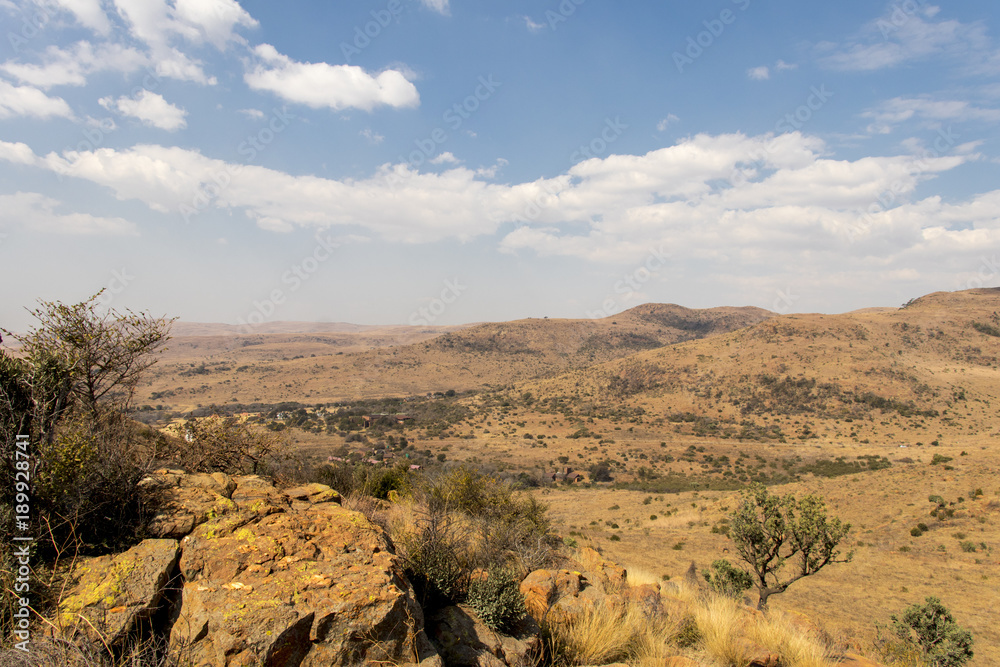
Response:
[163, 416, 285, 475]
[401, 511, 469, 610]
[467, 566, 526, 633]
[702, 559, 753, 598]
[891, 597, 974, 666]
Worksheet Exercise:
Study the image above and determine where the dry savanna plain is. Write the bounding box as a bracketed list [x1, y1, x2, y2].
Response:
[140, 289, 1000, 665]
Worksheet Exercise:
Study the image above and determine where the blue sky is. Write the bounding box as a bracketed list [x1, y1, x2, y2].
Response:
[2, 0, 999, 331]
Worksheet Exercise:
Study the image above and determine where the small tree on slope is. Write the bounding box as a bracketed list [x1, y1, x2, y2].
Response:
[723, 482, 852, 610]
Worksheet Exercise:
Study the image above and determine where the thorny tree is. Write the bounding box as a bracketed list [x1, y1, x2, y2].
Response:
[724, 483, 852, 609]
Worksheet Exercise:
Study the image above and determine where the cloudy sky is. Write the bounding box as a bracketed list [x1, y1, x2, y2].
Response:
[1, 0, 999, 331]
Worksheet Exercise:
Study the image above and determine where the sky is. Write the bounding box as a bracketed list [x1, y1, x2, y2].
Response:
[1, 0, 1000, 332]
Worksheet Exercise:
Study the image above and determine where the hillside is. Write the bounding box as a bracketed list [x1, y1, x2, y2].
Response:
[141, 303, 774, 408]
[520, 289, 1000, 449]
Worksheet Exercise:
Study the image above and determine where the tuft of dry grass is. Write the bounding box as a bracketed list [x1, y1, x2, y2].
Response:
[546, 602, 652, 665]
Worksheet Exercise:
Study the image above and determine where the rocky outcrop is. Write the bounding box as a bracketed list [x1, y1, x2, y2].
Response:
[56, 538, 180, 647]
[426, 604, 541, 667]
[171, 501, 429, 666]
[59, 471, 438, 667]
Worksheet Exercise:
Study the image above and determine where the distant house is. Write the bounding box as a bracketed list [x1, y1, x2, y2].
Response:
[548, 467, 583, 483]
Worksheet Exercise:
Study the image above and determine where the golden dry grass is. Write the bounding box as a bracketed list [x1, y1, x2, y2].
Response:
[544, 578, 838, 667]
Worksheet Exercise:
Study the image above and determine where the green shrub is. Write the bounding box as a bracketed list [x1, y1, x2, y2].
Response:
[959, 541, 977, 553]
[911, 526, 925, 537]
[702, 559, 753, 598]
[467, 566, 526, 633]
[930, 454, 953, 466]
[891, 597, 974, 666]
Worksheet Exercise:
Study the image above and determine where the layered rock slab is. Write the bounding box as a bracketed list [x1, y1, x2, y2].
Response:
[171, 499, 432, 666]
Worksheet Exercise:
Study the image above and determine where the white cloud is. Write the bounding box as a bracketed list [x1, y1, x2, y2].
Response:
[747, 66, 770, 80]
[430, 151, 458, 164]
[522, 15, 545, 32]
[360, 128, 385, 145]
[656, 114, 679, 131]
[237, 108, 265, 120]
[0, 41, 149, 88]
[861, 96, 1000, 134]
[0, 80, 74, 119]
[775, 59, 797, 71]
[0, 131, 986, 257]
[820, 6, 996, 72]
[420, 0, 449, 15]
[244, 44, 419, 111]
[113, 0, 257, 49]
[100, 90, 187, 130]
[0, 192, 136, 235]
[55, 0, 112, 35]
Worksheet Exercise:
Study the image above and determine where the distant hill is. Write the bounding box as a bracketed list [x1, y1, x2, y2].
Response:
[143, 303, 775, 407]
[521, 288, 1000, 446]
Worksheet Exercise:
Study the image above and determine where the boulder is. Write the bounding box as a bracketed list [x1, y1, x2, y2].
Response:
[284, 482, 341, 510]
[171, 498, 436, 666]
[518, 569, 619, 625]
[575, 547, 627, 593]
[426, 604, 541, 667]
[57, 539, 180, 647]
[141, 469, 240, 539]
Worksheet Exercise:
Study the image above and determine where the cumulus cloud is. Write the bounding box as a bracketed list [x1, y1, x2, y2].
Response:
[0, 131, 993, 268]
[100, 90, 187, 130]
[747, 66, 770, 80]
[0, 192, 136, 235]
[0, 80, 74, 119]
[55, 0, 112, 35]
[430, 151, 459, 164]
[244, 44, 420, 111]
